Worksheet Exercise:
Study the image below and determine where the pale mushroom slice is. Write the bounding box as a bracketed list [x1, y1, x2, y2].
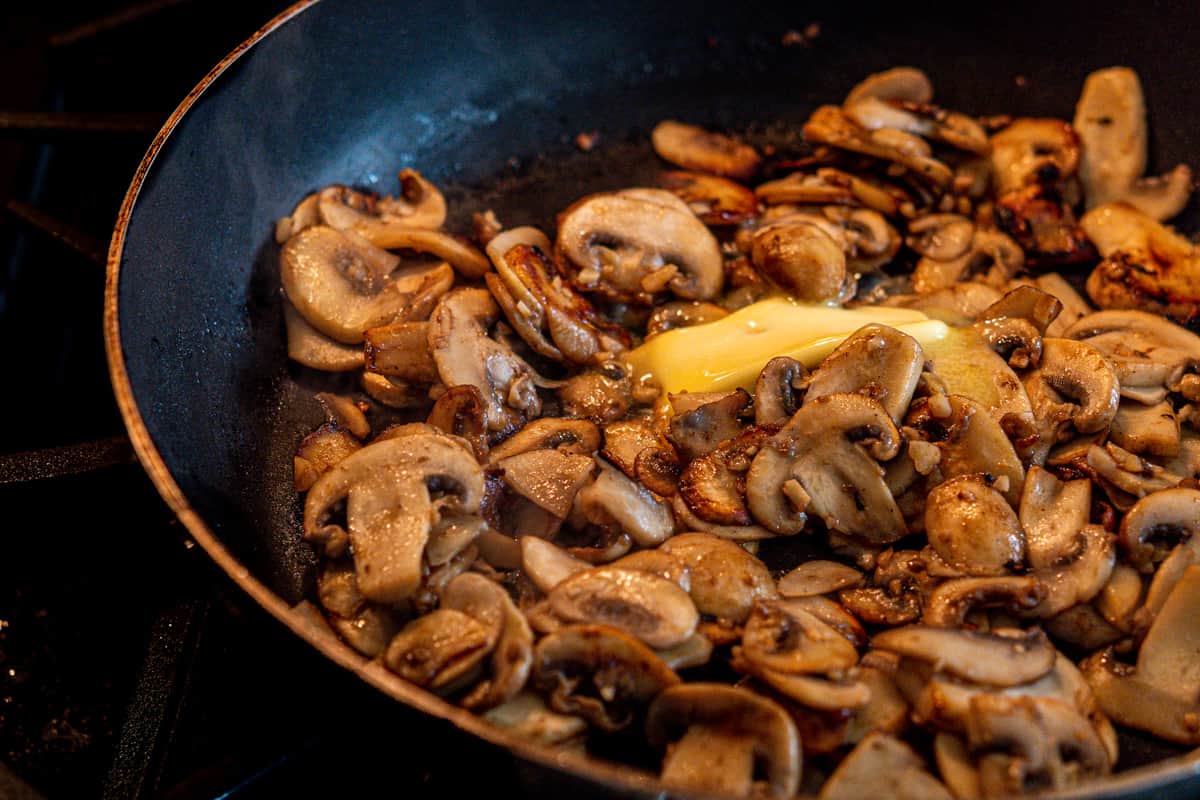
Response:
[442, 573, 534, 710]
[488, 417, 600, 464]
[383, 608, 492, 693]
[548, 566, 699, 649]
[1080, 203, 1200, 322]
[913, 228, 1026, 296]
[1074, 67, 1193, 220]
[574, 461, 674, 547]
[1026, 524, 1117, 619]
[1023, 337, 1120, 460]
[845, 67, 933, 106]
[659, 533, 778, 623]
[1119, 487, 1200, 573]
[428, 288, 542, 433]
[844, 96, 989, 156]
[519, 537, 590, 594]
[555, 188, 724, 302]
[302, 433, 483, 603]
[754, 168, 903, 217]
[923, 475, 1025, 577]
[747, 393, 905, 541]
[819, 732, 953, 800]
[802, 105, 954, 189]
[284, 301, 364, 371]
[650, 121, 762, 180]
[1082, 565, 1200, 744]
[532, 624, 680, 732]
[964, 694, 1111, 796]
[274, 171, 446, 243]
[496, 449, 595, 519]
[922, 577, 1046, 627]
[804, 324, 924, 424]
[777, 560, 864, 598]
[739, 599, 859, 676]
[482, 692, 587, 746]
[646, 683, 801, 799]
[1019, 466, 1092, 570]
[1109, 400, 1181, 458]
[989, 118, 1080, 194]
[872, 626, 1056, 687]
[280, 225, 454, 343]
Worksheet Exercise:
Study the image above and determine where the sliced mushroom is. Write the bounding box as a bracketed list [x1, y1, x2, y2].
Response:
[428, 288, 542, 433]
[520, 537, 590, 594]
[1024, 338, 1120, 461]
[932, 733, 981, 800]
[819, 732, 953, 800]
[556, 189, 724, 302]
[1082, 202, 1200, 322]
[845, 67, 933, 106]
[557, 363, 634, 424]
[532, 624, 680, 732]
[906, 396, 1026, 505]
[1082, 565, 1200, 744]
[1044, 604, 1124, 651]
[1026, 524, 1117, 618]
[303, 434, 482, 603]
[845, 658, 910, 743]
[778, 560, 864, 598]
[924, 475, 1025, 577]
[548, 566, 698, 649]
[1074, 67, 1194, 219]
[442, 573, 534, 710]
[657, 170, 758, 225]
[667, 388, 750, 461]
[294, 422, 361, 492]
[574, 461, 674, 547]
[1086, 441, 1182, 499]
[750, 221, 847, 302]
[1034, 273, 1094, 338]
[907, 214, 976, 261]
[1109, 400, 1180, 457]
[884, 282, 1005, 324]
[678, 426, 773, 526]
[645, 300, 729, 338]
[280, 226, 454, 343]
[913, 229, 1026, 294]
[609, 550, 691, 591]
[844, 97, 989, 156]
[489, 417, 600, 463]
[361, 372, 429, 409]
[363, 320, 438, 383]
[872, 626, 1055, 687]
[646, 683, 800, 799]
[1066, 307, 1200, 359]
[755, 168, 903, 216]
[748, 393, 904, 539]
[659, 533, 778, 623]
[316, 561, 399, 657]
[922, 577, 1046, 627]
[803, 105, 953, 189]
[651, 121, 762, 180]
[284, 301, 364, 371]
[754, 670, 871, 712]
[754, 357, 808, 427]
[599, 419, 669, 480]
[989, 118, 1080, 194]
[1019, 466, 1092, 570]
[482, 692, 588, 746]
[786, 595, 868, 647]
[965, 694, 1111, 795]
[804, 324, 924, 424]
[497, 450, 595, 519]
[994, 183, 1096, 267]
[383, 609, 492, 692]
[739, 599, 859, 675]
[1119, 487, 1200, 572]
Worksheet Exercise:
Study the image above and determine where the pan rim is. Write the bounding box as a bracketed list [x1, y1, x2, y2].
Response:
[102, 1, 1200, 796]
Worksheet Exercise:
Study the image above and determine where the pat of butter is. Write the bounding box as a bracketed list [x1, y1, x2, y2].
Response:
[626, 297, 950, 396]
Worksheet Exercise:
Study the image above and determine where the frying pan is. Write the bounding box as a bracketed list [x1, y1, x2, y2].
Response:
[105, 0, 1200, 795]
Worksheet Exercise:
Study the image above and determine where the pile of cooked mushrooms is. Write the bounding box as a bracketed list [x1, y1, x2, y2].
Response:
[278, 65, 1200, 798]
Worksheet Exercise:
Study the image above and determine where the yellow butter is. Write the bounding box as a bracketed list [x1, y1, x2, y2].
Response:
[626, 297, 950, 397]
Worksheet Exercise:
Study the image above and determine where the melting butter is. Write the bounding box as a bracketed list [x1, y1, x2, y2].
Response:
[626, 297, 950, 397]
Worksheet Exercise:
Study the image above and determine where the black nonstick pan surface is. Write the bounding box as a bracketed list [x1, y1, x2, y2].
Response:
[106, 0, 1200, 795]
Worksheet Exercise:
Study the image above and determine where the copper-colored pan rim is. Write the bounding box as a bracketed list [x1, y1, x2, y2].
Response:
[103, 1, 1200, 796]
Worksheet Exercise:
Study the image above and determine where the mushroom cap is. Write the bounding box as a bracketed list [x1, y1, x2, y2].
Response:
[740, 599, 860, 675]
[1118, 487, 1200, 572]
[548, 567, 699, 649]
[1025, 337, 1121, 435]
[646, 683, 801, 799]
[659, 533, 777, 623]
[804, 324, 924, 424]
[1020, 466, 1093, 570]
[924, 474, 1025, 576]
[751, 221, 847, 302]
[872, 626, 1056, 687]
[650, 121, 762, 180]
[442, 573, 534, 710]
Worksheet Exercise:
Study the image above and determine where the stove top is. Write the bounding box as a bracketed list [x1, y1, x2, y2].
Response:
[0, 4, 553, 797]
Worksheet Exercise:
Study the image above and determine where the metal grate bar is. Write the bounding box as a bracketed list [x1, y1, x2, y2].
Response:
[49, 0, 192, 48]
[0, 437, 136, 484]
[5, 200, 107, 265]
[0, 111, 163, 137]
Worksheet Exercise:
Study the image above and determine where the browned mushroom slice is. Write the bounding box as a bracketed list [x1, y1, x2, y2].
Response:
[923, 475, 1025, 577]
[1086, 441, 1182, 499]
[482, 692, 588, 745]
[442, 573, 534, 710]
[755, 169, 903, 217]
[1081, 203, 1200, 322]
[994, 184, 1096, 267]
[754, 356, 808, 427]
[1075, 68, 1194, 220]
[667, 388, 751, 460]
[845, 657, 910, 743]
[922, 577, 1046, 627]
[363, 320, 438, 383]
[989, 118, 1080, 194]
[739, 599, 859, 675]
[819, 732, 953, 800]
[280, 226, 454, 343]
[294, 422, 362, 492]
[777, 561, 864, 598]
[1119, 488, 1200, 572]
[383, 609, 492, 692]
[907, 395, 1027, 504]
[557, 364, 634, 424]
[428, 288, 541, 434]
[678, 426, 773, 527]
[1026, 524, 1116, 618]
[650, 121, 762, 180]
[785, 595, 868, 647]
[519, 537, 590, 594]
[845, 67, 933, 106]
[657, 170, 758, 225]
[1024, 337, 1120, 458]
[608, 550, 691, 591]
[556, 188, 724, 302]
[805, 324, 924, 424]
[965, 694, 1111, 795]
[645, 683, 800, 799]
[844, 97, 989, 156]
[913, 229, 1026, 294]
[361, 372, 429, 409]
[532, 624, 680, 732]
[645, 300, 728, 338]
[489, 417, 600, 463]
[873, 626, 1055, 687]
[548, 566, 698, 649]
[426, 384, 489, 461]
[803, 106, 953, 189]
[906, 214, 976, 262]
[1109, 400, 1181, 457]
[284, 302, 364, 371]
[659, 533, 777, 623]
[303, 434, 483, 602]
[600, 419, 670, 479]
[1066, 308, 1200, 359]
[1082, 565, 1200, 744]
[747, 393, 904, 541]
[1044, 604, 1124, 651]
[316, 561, 399, 657]
[575, 460, 674, 547]
[750, 221, 848, 303]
